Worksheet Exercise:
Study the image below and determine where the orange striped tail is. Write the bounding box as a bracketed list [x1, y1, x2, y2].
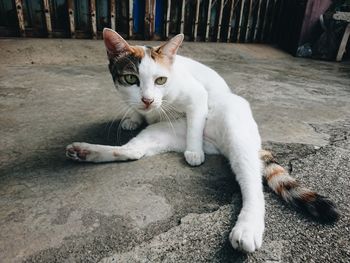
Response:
[260, 150, 339, 223]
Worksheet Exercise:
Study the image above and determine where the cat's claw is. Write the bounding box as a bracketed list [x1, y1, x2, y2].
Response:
[121, 118, 141, 130]
[229, 217, 264, 253]
[184, 150, 205, 166]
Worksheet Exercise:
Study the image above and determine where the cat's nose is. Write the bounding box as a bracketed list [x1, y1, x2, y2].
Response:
[141, 97, 154, 107]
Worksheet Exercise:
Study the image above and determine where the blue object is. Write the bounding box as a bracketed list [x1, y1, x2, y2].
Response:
[155, 0, 164, 35]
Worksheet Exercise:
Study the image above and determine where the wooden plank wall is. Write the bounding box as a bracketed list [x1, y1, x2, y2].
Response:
[0, 0, 291, 44]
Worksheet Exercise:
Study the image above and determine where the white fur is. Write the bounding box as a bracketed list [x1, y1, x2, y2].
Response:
[66, 32, 265, 253]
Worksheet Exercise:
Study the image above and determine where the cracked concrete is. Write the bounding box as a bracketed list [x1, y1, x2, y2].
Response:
[0, 38, 349, 262]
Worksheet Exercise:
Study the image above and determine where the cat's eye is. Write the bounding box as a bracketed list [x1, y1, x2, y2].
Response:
[155, 77, 167, 85]
[123, 74, 139, 85]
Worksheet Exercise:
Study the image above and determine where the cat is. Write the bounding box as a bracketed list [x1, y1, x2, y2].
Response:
[66, 28, 339, 253]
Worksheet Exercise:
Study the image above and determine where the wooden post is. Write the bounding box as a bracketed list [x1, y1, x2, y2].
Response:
[244, 0, 253, 42]
[236, 0, 245, 42]
[194, 0, 200, 41]
[165, 0, 171, 38]
[110, 0, 116, 31]
[90, 0, 97, 39]
[67, 0, 75, 38]
[261, 0, 270, 41]
[267, 0, 277, 42]
[205, 0, 212, 41]
[253, 0, 262, 42]
[42, 0, 52, 37]
[15, 0, 25, 37]
[180, 0, 185, 34]
[227, 0, 235, 42]
[145, 0, 155, 39]
[129, 0, 133, 38]
[334, 12, 350, 61]
[216, 0, 225, 42]
[151, 0, 156, 37]
[336, 24, 350, 61]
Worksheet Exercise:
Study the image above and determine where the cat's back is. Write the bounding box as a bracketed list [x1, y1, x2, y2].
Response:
[174, 55, 231, 95]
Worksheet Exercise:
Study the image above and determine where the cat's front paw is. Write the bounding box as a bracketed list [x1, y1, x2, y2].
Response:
[184, 150, 205, 166]
[229, 215, 264, 253]
[66, 142, 100, 162]
[121, 118, 142, 130]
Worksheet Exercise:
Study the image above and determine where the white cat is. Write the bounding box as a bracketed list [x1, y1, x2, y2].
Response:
[66, 29, 338, 253]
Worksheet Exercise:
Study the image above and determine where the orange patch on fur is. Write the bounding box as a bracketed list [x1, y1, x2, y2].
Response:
[150, 47, 172, 69]
[266, 166, 285, 181]
[113, 151, 119, 157]
[130, 46, 145, 59]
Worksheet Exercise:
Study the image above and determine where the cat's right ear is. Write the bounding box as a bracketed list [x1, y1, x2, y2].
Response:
[103, 28, 131, 57]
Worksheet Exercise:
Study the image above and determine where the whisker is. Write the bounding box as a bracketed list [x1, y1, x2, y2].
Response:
[160, 106, 177, 138]
[116, 107, 132, 145]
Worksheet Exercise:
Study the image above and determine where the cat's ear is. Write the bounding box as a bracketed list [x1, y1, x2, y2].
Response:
[103, 28, 131, 56]
[158, 34, 184, 57]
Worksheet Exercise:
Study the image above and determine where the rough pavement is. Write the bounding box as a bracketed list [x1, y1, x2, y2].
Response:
[0, 38, 349, 262]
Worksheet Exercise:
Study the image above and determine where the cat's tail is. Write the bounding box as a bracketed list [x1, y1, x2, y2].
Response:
[260, 150, 339, 223]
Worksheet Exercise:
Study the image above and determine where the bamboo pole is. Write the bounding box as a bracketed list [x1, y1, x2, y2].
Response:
[253, 0, 262, 42]
[145, 0, 155, 39]
[42, 0, 52, 37]
[261, 0, 270, 41]
[205, 0, 212, 41]
[226, 0, 235, 42]
[110, 0, 116, 30]
[67, 0, 75, 38]
[165, 0, 171, 38]
[129, 0, 133, 37]
[244, 0, 253, 42]
[216, 0, 225, 42]
[15, 0, 25, 37]
[180, 0, 185, 34]
[152, 0, 156, 37]
[236, 0, 245, 42]
[267, 0, 277, 42]
[194, 0, 200, 41]
[90, 0, 97, 39]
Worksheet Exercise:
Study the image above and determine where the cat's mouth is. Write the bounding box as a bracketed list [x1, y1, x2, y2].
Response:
[136, 105, 158, 113]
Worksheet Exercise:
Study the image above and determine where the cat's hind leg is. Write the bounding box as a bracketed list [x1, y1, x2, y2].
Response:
[207, 95, 265, 253]
[66, 119, 187, 163]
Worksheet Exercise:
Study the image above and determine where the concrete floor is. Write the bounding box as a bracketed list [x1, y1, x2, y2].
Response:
[0, 38, 349, 263]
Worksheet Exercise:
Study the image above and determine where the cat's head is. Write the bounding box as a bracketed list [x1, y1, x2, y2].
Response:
[103, 28, 183, 114]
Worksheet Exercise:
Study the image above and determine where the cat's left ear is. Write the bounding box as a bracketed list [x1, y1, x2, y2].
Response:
[157, 34, 184, 57]
[103, 28, 132, 57]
